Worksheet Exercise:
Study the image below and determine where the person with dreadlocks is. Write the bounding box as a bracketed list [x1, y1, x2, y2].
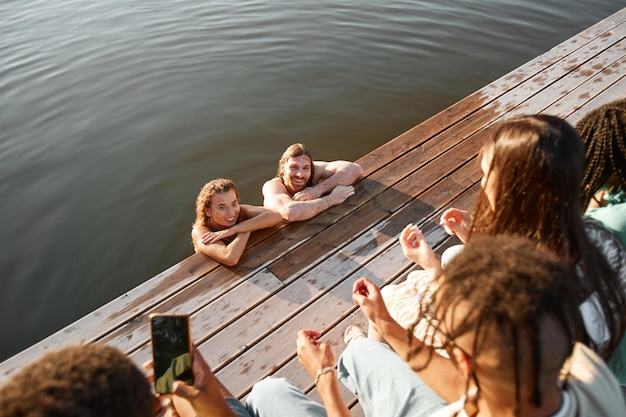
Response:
[374, 115, 626, 379]
[166, 236, 624, 417]
[575, 98, 626, 385]
[576, 98, 626, 247]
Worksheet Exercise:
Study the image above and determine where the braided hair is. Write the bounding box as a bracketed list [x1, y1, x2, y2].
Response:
[409, 235, 580, 417]
[576, 98, 626, 209]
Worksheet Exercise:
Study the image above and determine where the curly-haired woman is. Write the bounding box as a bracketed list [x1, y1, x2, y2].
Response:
[192, 178, 282, 266]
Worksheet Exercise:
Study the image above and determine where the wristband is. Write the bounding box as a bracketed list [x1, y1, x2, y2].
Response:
[314, 366, 336, 385]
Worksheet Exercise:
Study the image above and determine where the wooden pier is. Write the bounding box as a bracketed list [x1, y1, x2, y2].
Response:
[2, 7, 625, 414]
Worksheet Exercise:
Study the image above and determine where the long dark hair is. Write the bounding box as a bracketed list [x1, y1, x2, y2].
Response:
[469, 114, 625, 358]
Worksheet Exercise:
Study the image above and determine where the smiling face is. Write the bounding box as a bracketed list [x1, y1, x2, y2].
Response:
[205, 189, 240, 229]
[282, 155, 313, 195]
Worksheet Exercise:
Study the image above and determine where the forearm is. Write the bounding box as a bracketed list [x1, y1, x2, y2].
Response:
[282, 196, 333, 222]
[312, 164, 362, 196]
[406, 254, 441, 275]
[231, 211, 281, 234]
[316, 374, 352, 417]
[222, 233, 250, 264]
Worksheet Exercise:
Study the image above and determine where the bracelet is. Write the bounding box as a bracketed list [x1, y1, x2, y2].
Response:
[314, 366, 336, 385]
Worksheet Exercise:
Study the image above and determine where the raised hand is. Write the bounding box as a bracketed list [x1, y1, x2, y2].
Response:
[351, 277, 394, 330]
[296, 329, 336, 380]
[439, 208, 471, 243]
[399, 223, 440, 274]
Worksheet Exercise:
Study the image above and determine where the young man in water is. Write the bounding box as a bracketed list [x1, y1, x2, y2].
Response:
[262, 143, 362, 222]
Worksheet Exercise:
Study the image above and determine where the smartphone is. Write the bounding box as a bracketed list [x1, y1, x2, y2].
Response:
[150, 313, 194, 394]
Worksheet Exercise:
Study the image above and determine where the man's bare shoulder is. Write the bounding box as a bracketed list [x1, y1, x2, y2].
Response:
[263, 177, 288, 195]
[312, 160, 335, 182]
[313, 159, 360, 183]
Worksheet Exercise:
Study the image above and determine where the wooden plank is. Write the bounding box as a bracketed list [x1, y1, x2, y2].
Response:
[568, 74, 626, 124]
[0, 253, 219, 380]
[195, 182, 481, 396]
[211, 244, 419, 397]
[2, 7, 624, 395]
[356, 12, 626, 174]
[98, 268, 285, 355]
[555, 57, 626, 120]
[522, 42, 626, 117]
[108, 17, 626, 358]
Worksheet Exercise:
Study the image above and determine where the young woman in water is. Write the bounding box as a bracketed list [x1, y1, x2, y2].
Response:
[192, 178, 282, 266]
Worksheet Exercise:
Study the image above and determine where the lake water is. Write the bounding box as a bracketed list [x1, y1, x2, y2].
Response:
[1, 0, 623, 361]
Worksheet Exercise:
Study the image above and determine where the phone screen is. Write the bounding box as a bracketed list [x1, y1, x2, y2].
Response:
[150, 314, 194, 394]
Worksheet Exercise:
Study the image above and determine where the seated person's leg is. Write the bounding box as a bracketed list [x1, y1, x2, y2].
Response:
[338, 338, 446, 417]
[226, 398, 256, 417]
[245, 376, 327, 417]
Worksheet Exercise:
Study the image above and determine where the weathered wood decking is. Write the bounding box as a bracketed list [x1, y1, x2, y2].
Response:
[2, 7, 625, 414]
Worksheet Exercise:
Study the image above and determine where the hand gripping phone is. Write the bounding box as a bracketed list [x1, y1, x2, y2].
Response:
[150, 313, 194, 394]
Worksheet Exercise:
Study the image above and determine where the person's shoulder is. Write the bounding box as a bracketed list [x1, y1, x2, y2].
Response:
[583, 216, 619, 240]
[425, 399, 463, 417]
[191, 224, 209, 239]
[583, 217, 624, 250]
[563, 343, 626, 415]
[263, 178, 288, 193]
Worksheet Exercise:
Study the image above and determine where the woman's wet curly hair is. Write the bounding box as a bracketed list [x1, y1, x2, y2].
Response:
[409, 235, 580, 416]
[575, 98, 626, 208]
[0, 343, 154, 417]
